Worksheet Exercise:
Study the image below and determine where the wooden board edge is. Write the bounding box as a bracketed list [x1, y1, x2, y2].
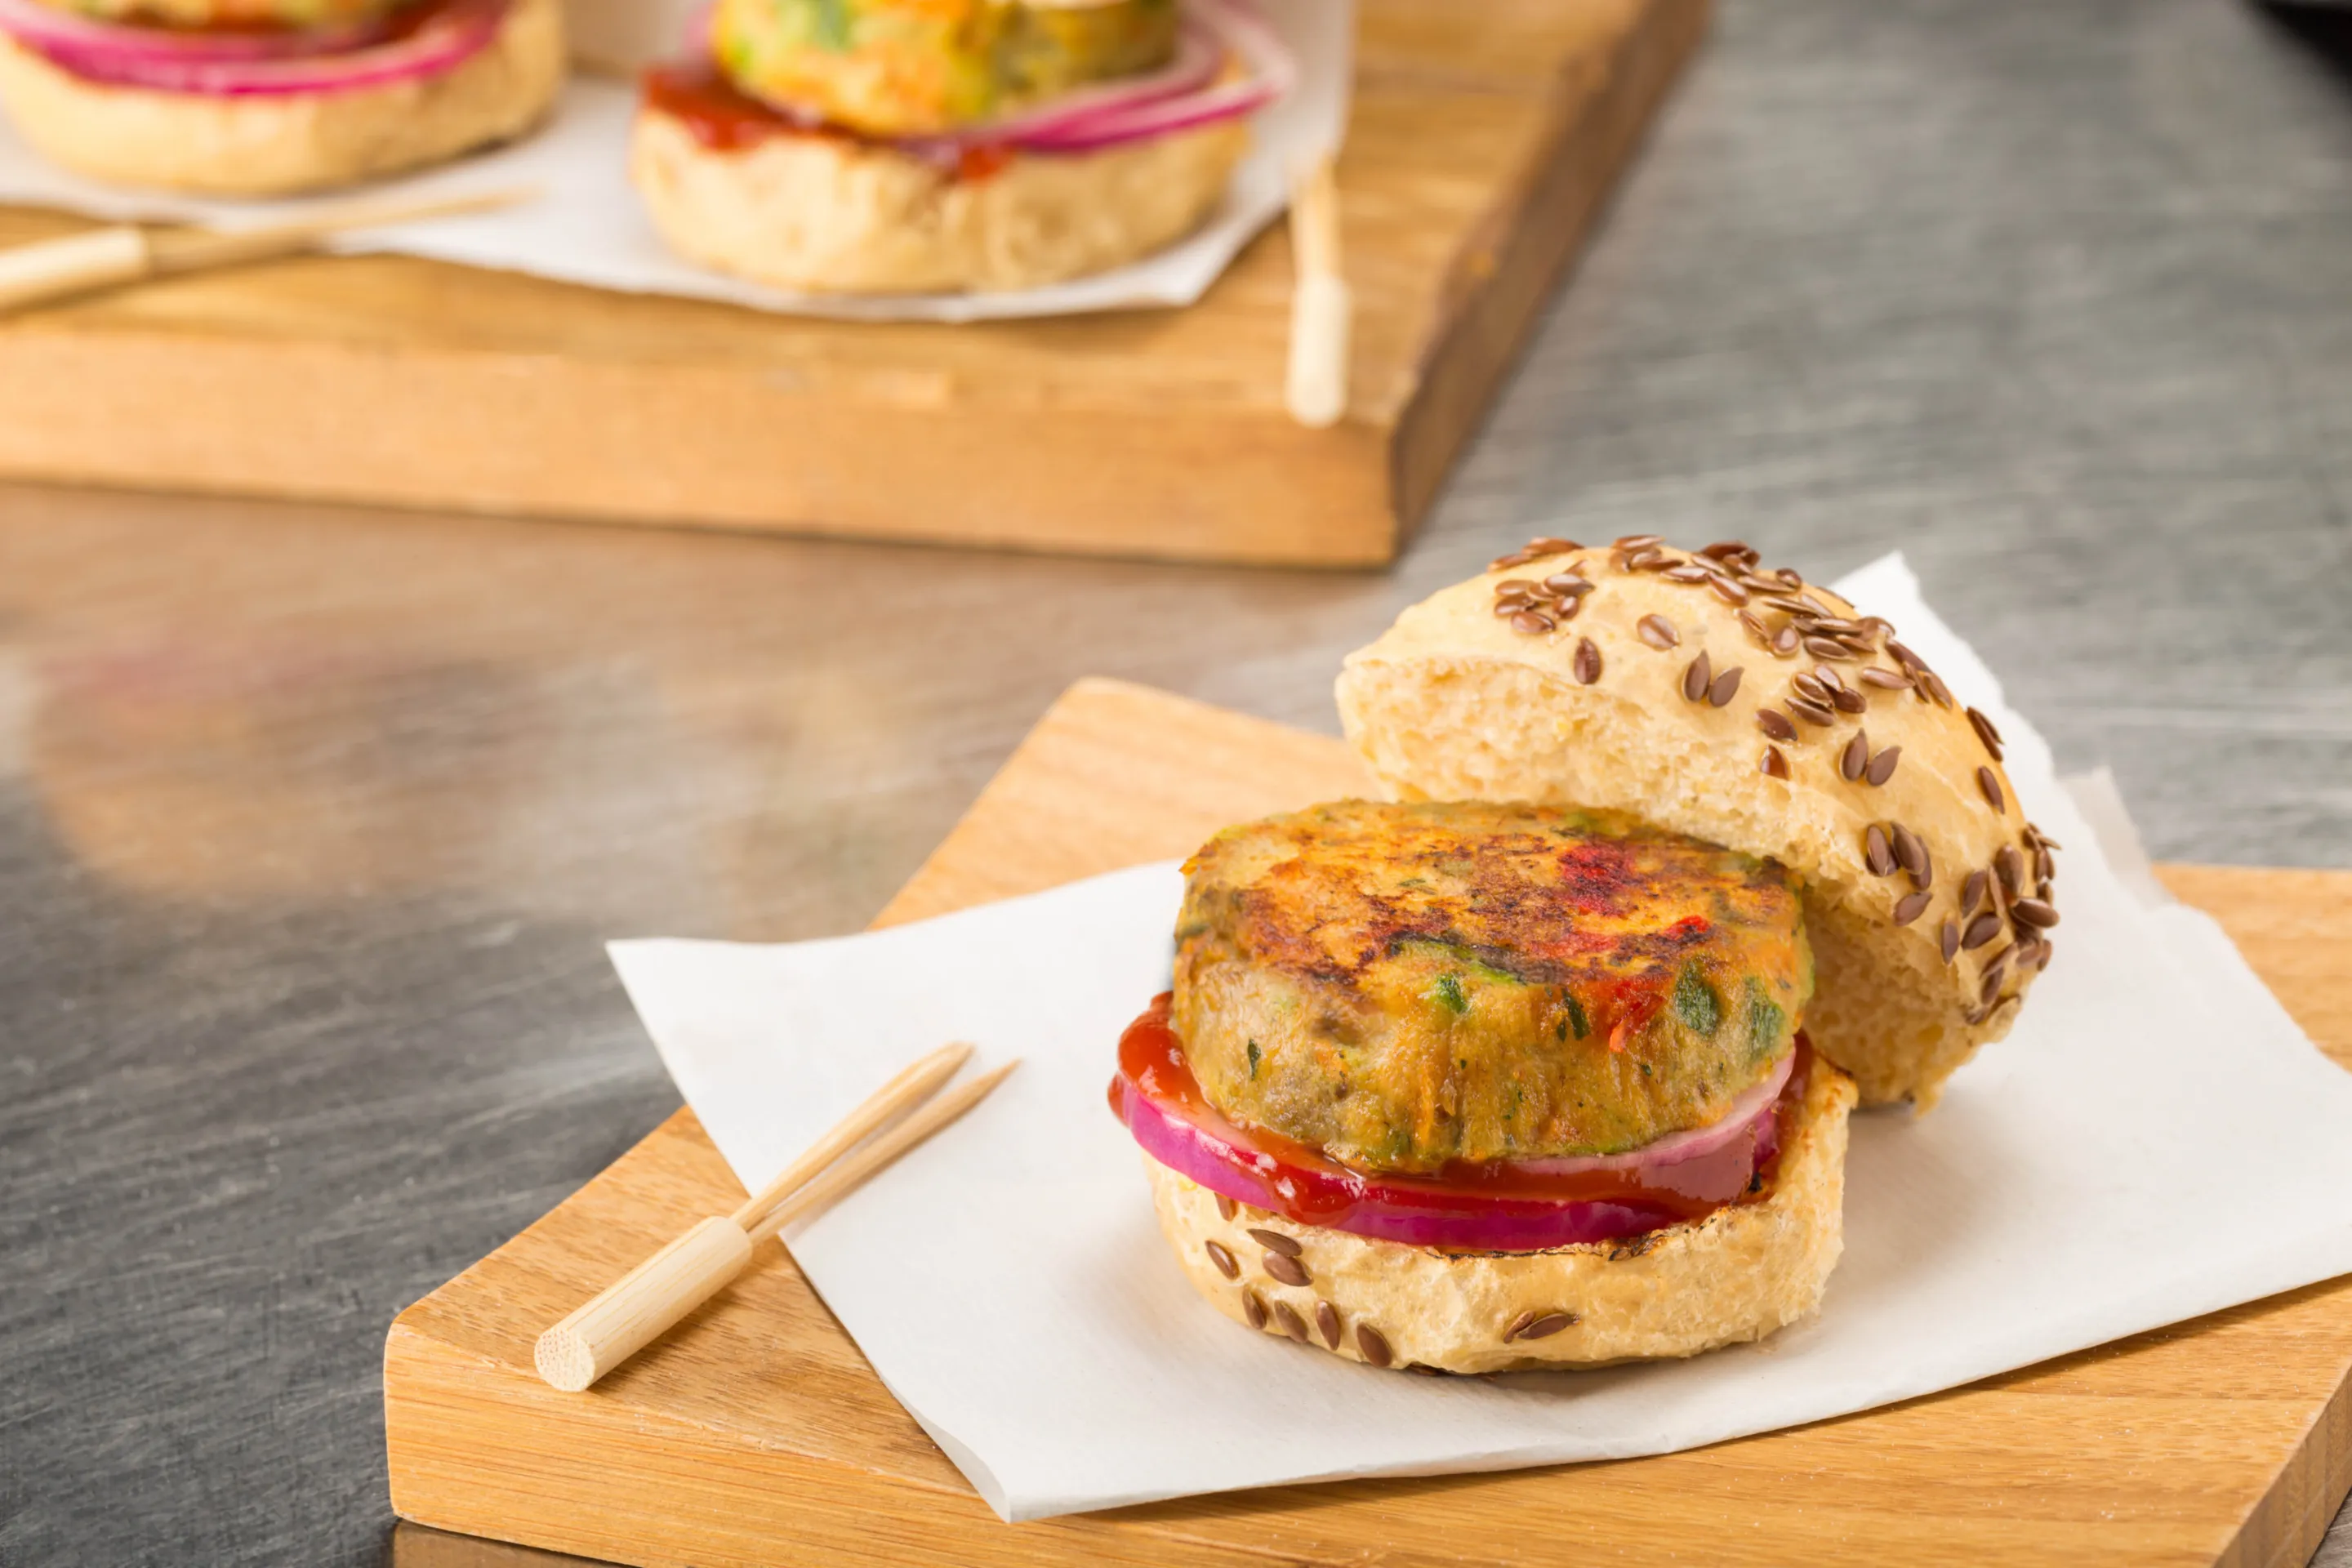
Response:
[0, 332, 1401, 569]
[384, 1321, 990, 1568]
[386, 1316, 1335, 1568]
[2221, 1308, 2352, 1568]
[384, 1162, 2352, 1568]
[1389, 0, 1712, 537]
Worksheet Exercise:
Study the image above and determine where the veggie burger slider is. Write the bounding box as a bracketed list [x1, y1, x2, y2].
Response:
[1111, 538, 2060, 1373]
[632, 0, 1294, 294]
[0, 0, 564, 195]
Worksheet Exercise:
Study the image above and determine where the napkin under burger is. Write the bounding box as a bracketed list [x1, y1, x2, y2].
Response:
[1110, 537, 2061, 1373]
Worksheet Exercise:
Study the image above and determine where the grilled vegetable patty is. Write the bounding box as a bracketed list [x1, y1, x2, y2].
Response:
[1174, 800, 1812, 1172]
[710, 0, 1179, 137]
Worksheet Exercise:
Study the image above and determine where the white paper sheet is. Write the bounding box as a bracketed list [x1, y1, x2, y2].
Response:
[608, 554, 2352, 1521]
[0, 0, 1352, 322]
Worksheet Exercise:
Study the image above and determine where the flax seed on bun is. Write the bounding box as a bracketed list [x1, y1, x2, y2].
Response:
[1149, 1054, 1856, 1373]
[1336, 537, 2058, 1111]
[0, 0, 563, 197]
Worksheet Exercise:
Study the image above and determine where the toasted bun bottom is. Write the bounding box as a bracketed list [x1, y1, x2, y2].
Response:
[1147, 1057, 1856, 1374]
[629, 105, 1249, 294]
[0, 0, 564, 196]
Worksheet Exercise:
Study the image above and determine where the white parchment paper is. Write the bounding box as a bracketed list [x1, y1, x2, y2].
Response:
[609, 554, 2352, 1521]
[0, 0, 1351, 322]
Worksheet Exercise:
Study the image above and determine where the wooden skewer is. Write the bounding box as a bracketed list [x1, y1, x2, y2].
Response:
[0, 185, 535, 318]
[533, 1049, 1020, 1393]
[1285, 153, 1352, 430]
[742, 1059, 1020, 1243]
[727, 1041, 975, 1233]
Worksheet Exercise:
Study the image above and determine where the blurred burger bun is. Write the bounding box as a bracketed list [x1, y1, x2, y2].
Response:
[629, 109, 1248, 295]
[1154, 1057, 1856, 1373]
[0, 0, 564, 197]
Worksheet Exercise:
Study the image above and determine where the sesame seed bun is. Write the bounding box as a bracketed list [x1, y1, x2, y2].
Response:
[1149, 1054, 1856, 1373]
[1335, 539, 2059, 1111]
[627, 104, 1249, 295]
[0, 0, 563, 197]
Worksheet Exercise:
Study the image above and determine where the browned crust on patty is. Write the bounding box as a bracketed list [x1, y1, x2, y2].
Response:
[1174, 800, 1812, 1169]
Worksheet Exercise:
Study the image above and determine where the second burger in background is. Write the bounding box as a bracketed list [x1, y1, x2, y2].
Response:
[631, 0, 1294, 294]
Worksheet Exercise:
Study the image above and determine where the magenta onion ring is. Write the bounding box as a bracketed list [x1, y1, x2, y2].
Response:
[942, 15, 1224, 146]
[1, 0, 508, 97]
[0, 0, 395, 61]
[708, 5, 1227, 149]
[1006, 0, 1295, 154]
[1112, 1024, 1797, 1253]
[1505, 1047, 1793, 1177]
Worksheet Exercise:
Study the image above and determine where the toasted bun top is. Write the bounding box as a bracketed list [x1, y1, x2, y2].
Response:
[1335, 536, 2060, 1110]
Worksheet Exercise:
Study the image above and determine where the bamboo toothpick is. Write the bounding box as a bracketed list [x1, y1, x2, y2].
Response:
[534, 1048, 1019, 1393]
[0, 185, 534, 318]
[746, 1059, 1020, 1244]
[728, 1042, 975, 1233]
[1285, 154, 1352, 429]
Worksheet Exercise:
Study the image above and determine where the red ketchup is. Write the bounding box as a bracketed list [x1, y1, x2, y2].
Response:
[643, 56, 1013, 181]
[642, 56, 835, 154]
[1107, 993, 1806, 1252]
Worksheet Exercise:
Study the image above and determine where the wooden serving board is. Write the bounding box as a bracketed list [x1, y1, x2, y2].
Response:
[385, 677, 2352, 1568]
[0, 0, 1705, 568]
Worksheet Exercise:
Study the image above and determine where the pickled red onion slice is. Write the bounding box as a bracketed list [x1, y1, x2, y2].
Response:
[1002, 0, 1294, 154]
[723, 9, 1227, 146]
[0, 0, 508, 97]
[947, 16, 1224, 146]
[1108, 996, 1800, 1252]
[666, 0, 1294, 160]
[1506, 1048, 1793, 1177]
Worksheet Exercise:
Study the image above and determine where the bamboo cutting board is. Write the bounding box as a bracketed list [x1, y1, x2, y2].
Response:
[0, 0, 1706, 568]
[385, 677, 2352, 1568]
